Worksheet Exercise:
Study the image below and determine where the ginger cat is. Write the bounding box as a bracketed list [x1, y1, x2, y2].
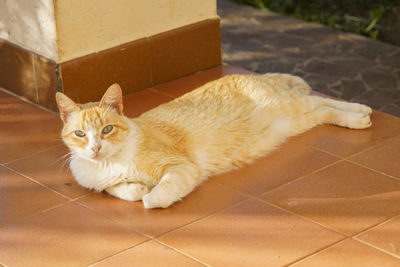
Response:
[56, 73, 372, 208]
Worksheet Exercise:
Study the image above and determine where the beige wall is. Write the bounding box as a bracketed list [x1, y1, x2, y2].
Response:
[55, 0, 217, 62]
[0, 0, 217, 62]
[0, 0, 58, 60]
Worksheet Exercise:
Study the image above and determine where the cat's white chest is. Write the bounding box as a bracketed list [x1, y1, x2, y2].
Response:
[70, 157, 142, 191]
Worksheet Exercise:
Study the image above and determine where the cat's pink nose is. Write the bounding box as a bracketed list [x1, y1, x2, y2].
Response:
[91, 145, 101, 154]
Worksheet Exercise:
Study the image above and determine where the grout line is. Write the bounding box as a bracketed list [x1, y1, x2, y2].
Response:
[147, 37, 154, 88]
[89, 239, 209, 267]
[339, 144, 376, 160]
[312, 146, 347, 159]
[2, 165, 71, 200]
[286, 238, 350, 266]
[148, 88, 175, 99]
[257, 164, 400, 238]
[153, 197, 254, 240]
[210, 147, 344, 200]
[311, 129, 400, 162]
[254, 158, 344, 198]
[344, 159, 400, 182]
[150, 87, 178, 99]
[70, 193, 91, 202]
[87, 239, 151, 266]
[73, 200, 153, 239]
[0, 86, 58, 114]
[0, 200, 70, 230]
[154, 239, 210, 266]
[0, 260, 9, 267]
[32, 54, 40, 104]
[1, 165, 72, 201]
[213, 180, 255, 199]
[257, 198, 348, 237]
[354, 237, 400, 260]
[342, 134, 400, 160]
[259, 188, 400, 264]
[4, 143, 64, 165]
[77, 184, 254, 242]
[352, 214, 400, 240]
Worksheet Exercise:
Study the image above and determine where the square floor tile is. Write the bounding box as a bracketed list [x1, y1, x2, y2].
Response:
[262, 161, 400, 236]
[213, 137, 339, 196]
[301, 111, 400, 158]
[356, 216, 400, 258]
[0, 91, 62, 163]
[78, 181, 248, 237]
[122, 88, 173, 118]
[292, 239, 400, 266]
[350, 135, 400, 180]
[0, 202, 148, 267]
[7, 145, 88, 199]
[158, 199, 344, 267]
[92, 240, 203, 266]
[0, 166, 67, 227]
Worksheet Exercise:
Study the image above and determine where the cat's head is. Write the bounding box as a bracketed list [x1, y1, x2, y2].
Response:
[55, 84, 130, 161]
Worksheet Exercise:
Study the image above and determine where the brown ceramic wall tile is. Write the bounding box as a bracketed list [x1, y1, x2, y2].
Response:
[2, 19, 222, 111]
[0, 39, 37, 103]
[33, 54, 58, 111]
[150, 18, 222, 85]
[60, 38, 152, 103]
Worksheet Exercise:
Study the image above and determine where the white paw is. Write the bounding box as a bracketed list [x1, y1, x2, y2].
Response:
[348, 113, 372, 129]
[106, 183, 149, 202]
[357, 104, 372, 115]
[142, 186, 176, 209]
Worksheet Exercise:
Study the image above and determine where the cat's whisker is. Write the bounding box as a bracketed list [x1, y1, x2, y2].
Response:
[57, 152, 75, 177]
[50, 151, 73, 167]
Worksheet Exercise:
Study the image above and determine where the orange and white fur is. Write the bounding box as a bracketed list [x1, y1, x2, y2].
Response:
[56, 74, 372, 208]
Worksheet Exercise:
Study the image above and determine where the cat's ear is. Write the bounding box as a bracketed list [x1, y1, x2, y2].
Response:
[100, 83, 123, 114]
[55, 92, 80, 123]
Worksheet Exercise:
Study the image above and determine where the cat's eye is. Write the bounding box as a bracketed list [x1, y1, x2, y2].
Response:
[102, 125, 114, 134]
[74, 130, 86, 137]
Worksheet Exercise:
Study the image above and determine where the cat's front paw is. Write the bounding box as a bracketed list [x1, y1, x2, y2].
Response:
[142, 186, 176, 209]
[106, 182, 149, 202]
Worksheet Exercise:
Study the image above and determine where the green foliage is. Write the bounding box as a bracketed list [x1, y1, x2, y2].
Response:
[232, 0, 400, 46]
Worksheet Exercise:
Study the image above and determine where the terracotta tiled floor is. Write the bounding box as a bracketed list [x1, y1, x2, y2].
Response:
[1, 65, 400, 266]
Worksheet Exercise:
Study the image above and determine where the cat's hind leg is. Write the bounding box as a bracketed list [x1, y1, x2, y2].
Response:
[106, 182, 149, 202]
[314, 106, 372, 129]
[142, 163, 201, 209]
[319, 97, 372, 116]
[279, 101, 371, 139]
[306, 95, 372, 129]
